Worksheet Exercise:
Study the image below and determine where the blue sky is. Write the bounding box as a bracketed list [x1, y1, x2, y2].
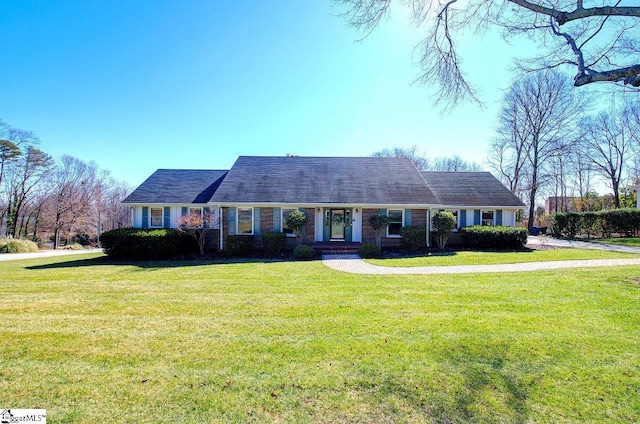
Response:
[1, 1, 520, 186]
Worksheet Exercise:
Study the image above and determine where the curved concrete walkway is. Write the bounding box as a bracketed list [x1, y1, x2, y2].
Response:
[322, 255, 640, 275]
[323, 236, 640, 275]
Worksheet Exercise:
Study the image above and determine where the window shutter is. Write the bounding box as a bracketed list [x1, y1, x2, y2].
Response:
[405, 209, 412, 226]
[163, 207, 170, 228]
[181, 207, 187, 216]
[254, 208, 261, 235]
[379, 209, 387, 216]
[228, 207, 237, 235]
[273, 207, 282, 232]
[496, 210, 503, 226]
[474, 210, 481, 225]
[459, 210, 466, 228]
[299, 208, 306, 237]
[142, 207, 149, 228]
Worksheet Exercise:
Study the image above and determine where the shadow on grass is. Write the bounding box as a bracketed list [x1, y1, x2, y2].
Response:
[432, 344, 530, 423]
[377, 248, 535, 261]
[25, 255, 307, 270]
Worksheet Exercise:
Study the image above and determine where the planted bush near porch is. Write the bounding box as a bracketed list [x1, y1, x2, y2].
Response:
[399, 225, 427, 252]
[359, 242, 381, 258]
[293, 245, 315, 260]
[261, 231, 287, 257]
[461, 225, 527, 249]
[224, 235, 254, 257]
[99, 228, 197, 259]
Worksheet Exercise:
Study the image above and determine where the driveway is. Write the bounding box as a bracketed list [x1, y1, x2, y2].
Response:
[323, 236, 640, 275]
[0, 248, 103, 262]
[527, 235, 640, 254]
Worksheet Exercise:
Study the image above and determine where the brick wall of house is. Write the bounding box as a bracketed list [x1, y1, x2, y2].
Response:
[362, 208, 429, 247]
[412, 209, 427, 228]
[260, 207, 275, 233]
[220, 206, 317, 250]
[362, 208, 378, 244]
[302, 207, 315, 244]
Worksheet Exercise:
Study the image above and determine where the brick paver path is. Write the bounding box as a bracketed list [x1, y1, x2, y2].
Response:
[322, 254, 640, 275]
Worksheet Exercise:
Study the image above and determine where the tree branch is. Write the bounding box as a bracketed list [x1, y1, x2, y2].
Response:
[508, 0, 640, 26]
[574, 64, 640, 86]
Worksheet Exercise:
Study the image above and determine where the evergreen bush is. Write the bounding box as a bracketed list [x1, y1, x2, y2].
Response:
[461, 226, 527, 249]
[399, 225, 427, 252]
[261, 232, 287, 257]
[225, 235, 255, 257]
[293, 245, 315, 261]
[359, 243, 381, 258]
[100, 228, 197, 259]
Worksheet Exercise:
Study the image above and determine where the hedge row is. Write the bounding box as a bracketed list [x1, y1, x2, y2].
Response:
[552, 209, 640, 238]
[100, 228, 197, 259]
[460, 226, 528, 249]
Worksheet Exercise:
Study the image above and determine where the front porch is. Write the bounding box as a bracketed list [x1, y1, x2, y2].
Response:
[312, 241, 362, 255]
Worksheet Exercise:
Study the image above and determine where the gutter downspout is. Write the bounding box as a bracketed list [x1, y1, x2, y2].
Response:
[218, 205, 223, 251]
[426, 209, 431, 247]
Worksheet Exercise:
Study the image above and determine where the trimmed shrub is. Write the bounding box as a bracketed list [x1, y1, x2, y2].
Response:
[580, 212, 602, 238]
[261, 232, 287, 257]
[359, 243, 381, 258]
[552, 208, 640, 238]
[368, 214, 390, 246]
[285, 210, 308, 245]
[400, 225, 427, 252]
[0, 238, 39, 253]
[293, 245, 315, 261]
[461, 226, 528, 249]
[225, 235, 254, 257]
[100, 228, 197, 260]
[431, 212, 457, 249]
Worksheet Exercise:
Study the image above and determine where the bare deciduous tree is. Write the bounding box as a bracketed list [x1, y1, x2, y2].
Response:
[372, 145, 431, 169]
[432, 154, 482, 171]
[579, 104, 637, 208]
[490, 70, 586, 230]
[176, 208, 217, 256]
[335, 0, 640, 107]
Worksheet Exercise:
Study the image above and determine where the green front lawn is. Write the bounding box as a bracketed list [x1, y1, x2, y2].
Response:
[366, 248, 640, 267]
[1, 252, 639, 422]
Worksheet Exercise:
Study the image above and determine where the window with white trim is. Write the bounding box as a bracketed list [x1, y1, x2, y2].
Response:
[237, 207, 253, 234]
[387, 209, 403, 237]
[282, 208, 297, 235]
[482, 210, 495, 226]
[150, 207, 163, 228]
[187, 207, 203, 228]
[446, 209, 459, 229]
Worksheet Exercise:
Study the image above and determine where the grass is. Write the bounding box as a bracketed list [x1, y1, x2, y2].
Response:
[365, 248, 640, 267]
[591, 237, 640, 247]
[1, 252, 640, 422]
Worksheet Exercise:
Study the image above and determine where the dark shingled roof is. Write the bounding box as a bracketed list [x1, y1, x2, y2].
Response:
[211, 156, 438, 204]
[421, 171, 525, 207]
[123, 169, 228, 204]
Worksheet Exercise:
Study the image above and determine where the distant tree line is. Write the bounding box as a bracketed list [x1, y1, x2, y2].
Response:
[371, 146, 483, 172]
[488, 70, 640, 230]
[0, 119, 132, 248]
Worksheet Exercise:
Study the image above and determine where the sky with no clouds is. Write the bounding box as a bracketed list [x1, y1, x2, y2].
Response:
[2, 1, 544, 187]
